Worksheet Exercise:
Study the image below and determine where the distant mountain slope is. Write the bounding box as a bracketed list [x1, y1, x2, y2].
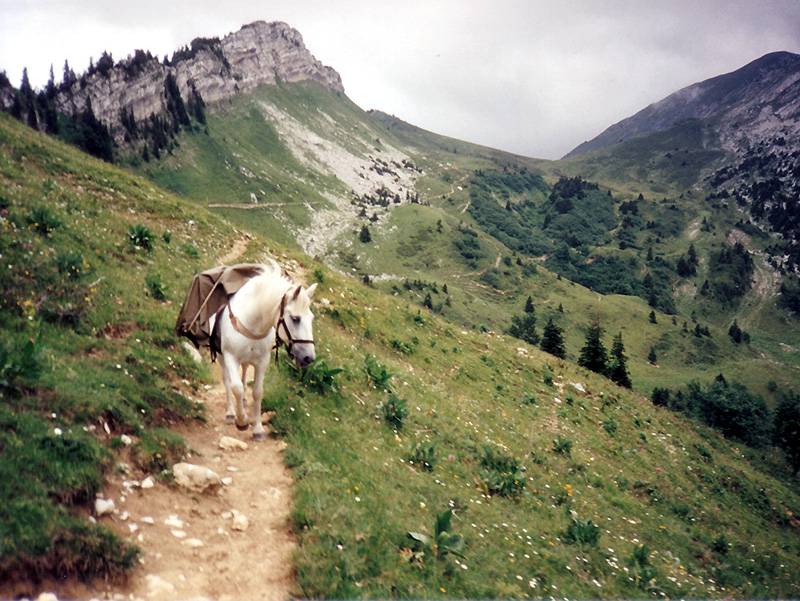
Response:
[566, 51, 800, 158]
[3, 114, 800, 600]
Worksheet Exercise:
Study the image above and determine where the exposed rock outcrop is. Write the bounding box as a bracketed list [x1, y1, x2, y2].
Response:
[52, 21, 343, 143]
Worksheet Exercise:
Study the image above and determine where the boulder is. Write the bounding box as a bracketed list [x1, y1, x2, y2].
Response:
[172, 463, 221, 493]
[94, 498, 115, 517]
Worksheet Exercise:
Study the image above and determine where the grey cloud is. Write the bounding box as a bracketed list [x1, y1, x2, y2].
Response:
[2, 0, 799, 158]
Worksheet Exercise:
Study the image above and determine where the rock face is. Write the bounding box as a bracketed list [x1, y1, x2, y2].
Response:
[566, 51, 800, 158]
[53, 21, 343, 142]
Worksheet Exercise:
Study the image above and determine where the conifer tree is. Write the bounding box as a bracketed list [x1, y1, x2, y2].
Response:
[728, 320, 743, 344]
[422, 292, 433, 310]
[774, 392, 800, 474]
[649, 310, 657, 324]
[578, 321, 607, 374]
[19, 68, 38, 129]
[540, 317, 566, 359]
[524, 295, 535, 313]
[648, 346, 657, 364]
[359, 224, 372, 243]
[608, 332, 632, 388]
[509, 298, 538, 345]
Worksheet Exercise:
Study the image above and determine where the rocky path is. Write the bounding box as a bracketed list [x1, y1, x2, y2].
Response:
[26, 237, 296, 601]
[47, 367, 296, 601]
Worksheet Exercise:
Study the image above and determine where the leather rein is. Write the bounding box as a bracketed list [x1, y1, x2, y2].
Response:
[226, 289, 314, 360]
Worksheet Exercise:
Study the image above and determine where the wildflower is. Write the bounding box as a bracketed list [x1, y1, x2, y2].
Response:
[564, 484, 573, 497]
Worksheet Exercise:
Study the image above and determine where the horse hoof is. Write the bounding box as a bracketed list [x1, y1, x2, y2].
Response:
[225, 415, 235, 424]
[235, 422, 249, 431]
[252, 432, 267, 442]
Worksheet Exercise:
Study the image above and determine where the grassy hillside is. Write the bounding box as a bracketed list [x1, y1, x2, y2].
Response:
[2, 113, 800, 598]
[127, 82, 800, 402]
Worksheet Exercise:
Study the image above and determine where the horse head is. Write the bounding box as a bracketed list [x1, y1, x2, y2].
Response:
[280, 283, 317, 368]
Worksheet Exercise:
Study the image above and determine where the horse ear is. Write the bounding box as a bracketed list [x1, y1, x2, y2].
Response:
[291, 285, 301, 301]
[306, 283, 318, 299]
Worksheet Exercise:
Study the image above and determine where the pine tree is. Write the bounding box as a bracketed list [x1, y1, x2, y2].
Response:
[359, 224, 372, 243]
[608, 332, 632, 388]
[649, 310, 657, 324]
[688, 243, 698, 267]
[558, 302, 564, 313]
[19, 68, 38, 129]
[578, 322, 607, 375]
[648, 346, 657, 364]
[508, 312, 538, 345]
[728, 320, 743, 344]
[774, 392, 800, 474]
[422, 292, 433, 310]
[540, 318, 566, 359]
[524, 295, 535, 313]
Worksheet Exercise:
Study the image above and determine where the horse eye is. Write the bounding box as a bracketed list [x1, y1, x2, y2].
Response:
[291, 316, 301, 324]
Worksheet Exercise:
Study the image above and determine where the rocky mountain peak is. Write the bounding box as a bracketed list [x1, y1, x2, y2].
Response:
[38, 21, 343, 143]
[566, 51, 800, 158]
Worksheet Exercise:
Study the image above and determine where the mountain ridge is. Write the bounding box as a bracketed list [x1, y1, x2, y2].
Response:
[565, 50, 800, 158]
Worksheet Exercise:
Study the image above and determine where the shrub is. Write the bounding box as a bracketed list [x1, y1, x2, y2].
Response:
[773, 392, 800, 474]
[408, 442, 436, 471]
[407, 509, 464, 562]
[364, 354, 392, 391]
[56, 251, 86, 280]
[602, 417, 617, 435]
[553, 436, 572, 457]
[686, 379, 771, 447]
[26, 206, 61, 235]
[145, 273, 167, 301]
[479, 446, 525, 497]
[161, 230, 172, 244]
[391, 339, 414, 354]
[563, 518, 600, 546]
[543, 365, 554, 386]
[292, 359, 343, 395]
[182, 243, 199, 258]
[628, 544, 658, 590]
[128, 224, 154, 251]
[521, 392, 537, 406]
[381, 394, 407, 429]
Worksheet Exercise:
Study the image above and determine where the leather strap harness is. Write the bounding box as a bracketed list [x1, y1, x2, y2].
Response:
[226, 289, 315, 362]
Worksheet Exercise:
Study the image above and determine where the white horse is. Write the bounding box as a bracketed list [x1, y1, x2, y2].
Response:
[210, 260, 317, 441]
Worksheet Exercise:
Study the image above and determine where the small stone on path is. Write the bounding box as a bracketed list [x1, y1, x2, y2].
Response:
[219, 436, 248, 451]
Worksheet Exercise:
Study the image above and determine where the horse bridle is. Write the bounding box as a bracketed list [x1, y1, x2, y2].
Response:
[273, 292, 315, 357]
[226, 289, 315, 361]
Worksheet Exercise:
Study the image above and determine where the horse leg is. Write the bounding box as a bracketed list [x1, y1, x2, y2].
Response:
[223, 358, 235, 424]
[251, 357, 270, 441]
[224, 354, 248, 431]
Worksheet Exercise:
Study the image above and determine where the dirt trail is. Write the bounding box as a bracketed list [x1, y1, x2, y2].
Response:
[36, 237, 296, 601]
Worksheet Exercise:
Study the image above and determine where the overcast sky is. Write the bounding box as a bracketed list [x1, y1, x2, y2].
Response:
[2, 0, 799, 158]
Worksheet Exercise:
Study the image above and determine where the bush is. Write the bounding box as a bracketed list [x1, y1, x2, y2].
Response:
[562, 518, 600, 546]
[773, 392, 800, 474]
[26, 206, 61, 235]
[292, 359, 343, 395]
[128, 224, 154, 252]
[686, 379, 771, 447]
[145, 273, 167, 301]
[407, 509, 464, 562]
[56, 251, 87, 280]
[602, 417, 617, 435]
[408, 442, 436, 471]
[364, 354, 393, 391]
[553, 436, 573, 457]
[381, 394, 407, 429]
[521, 392, 537, 406]
[479, 446, 525, 497]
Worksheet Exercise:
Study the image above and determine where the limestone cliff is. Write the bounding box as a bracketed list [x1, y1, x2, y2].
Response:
[54, 21, 343, 142]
